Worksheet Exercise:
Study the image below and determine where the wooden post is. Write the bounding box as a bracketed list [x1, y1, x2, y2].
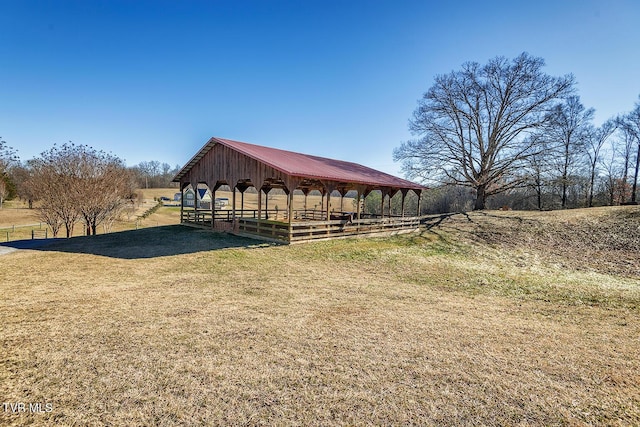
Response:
[232, 185, 237, 225]
[326, 190, 331, 221]
[258, 188, 262, 220]
[380, 191, 385, 218]
[180, 183, 185, 223]
[211, 186, 216, 229]
[416, 190, 422, 217]
[401, 190, 407, 218]
[288, 190, 294, 242]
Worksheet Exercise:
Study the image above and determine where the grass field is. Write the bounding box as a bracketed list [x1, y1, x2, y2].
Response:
[1, 206, 639, 425]
[0, 189, 178, 242]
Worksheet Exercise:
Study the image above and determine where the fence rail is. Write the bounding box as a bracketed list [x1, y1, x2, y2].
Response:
[1, 223, 47, 242]
[237, 216, 422, 243]
[181, 209, 288, 224]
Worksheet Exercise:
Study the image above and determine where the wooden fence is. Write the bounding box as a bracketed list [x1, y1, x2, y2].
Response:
[237, 216, 421, 243]
[181, 208, 422, 243]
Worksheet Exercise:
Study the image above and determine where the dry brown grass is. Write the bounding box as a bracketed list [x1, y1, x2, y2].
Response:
[0, 189, 179, 241]
[0, 201, 41, 228]
[1, 207, 639, 425]
[426, 206, 640, 278]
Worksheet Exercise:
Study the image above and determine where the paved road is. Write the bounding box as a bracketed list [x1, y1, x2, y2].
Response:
[0, 238, 63, 255]
[0, 246, 16, 256]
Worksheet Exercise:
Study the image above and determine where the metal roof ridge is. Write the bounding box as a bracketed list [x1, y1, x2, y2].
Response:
[215, 137, 298, 176]
[174, 136, 425, 190]
[215, 137, 417, 184]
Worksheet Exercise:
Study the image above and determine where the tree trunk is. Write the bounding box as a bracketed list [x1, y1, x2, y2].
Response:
[537, 183, 543, 211]
[561, 142, 570, 209]
[589, 168, 596, 208]
[474, 184, 487, 210]
[632, 143, 640, 203]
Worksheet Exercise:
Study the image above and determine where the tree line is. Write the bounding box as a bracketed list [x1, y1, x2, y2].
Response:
[394, 52, 640, 211]
[0, 140, 181, 237]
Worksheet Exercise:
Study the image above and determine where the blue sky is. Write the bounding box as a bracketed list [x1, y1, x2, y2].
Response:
[1, 0, 639, 177]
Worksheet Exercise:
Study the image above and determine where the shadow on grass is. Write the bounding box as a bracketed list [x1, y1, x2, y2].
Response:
[0, 225, 277, 259]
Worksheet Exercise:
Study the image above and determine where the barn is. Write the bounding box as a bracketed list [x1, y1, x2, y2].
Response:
[173, 137, 425, 243]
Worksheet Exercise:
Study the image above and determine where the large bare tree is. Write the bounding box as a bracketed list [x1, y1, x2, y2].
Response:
[394, 53, 575, 210]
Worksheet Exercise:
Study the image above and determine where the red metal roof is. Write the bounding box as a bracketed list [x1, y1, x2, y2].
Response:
[175, 137, 424, 190]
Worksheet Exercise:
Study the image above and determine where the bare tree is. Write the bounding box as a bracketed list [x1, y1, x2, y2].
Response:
[11, 162, 38, 208]
[0, 177, 8, 209]
[600, 136, 625, 205]
[394, 53, 574, 210]
[30, 146, 81, 237]
[619, 98, 640, 203]
[541, 96, 594, 208]
[614, 116, 636, 203]
[586, 119, 616, 207]
[38, 206, 63, 237]
[0, 137, 18, 173]
[523, 142, 553, 210]
[30, 143, 134, 237]
[0, 138, 19, 209]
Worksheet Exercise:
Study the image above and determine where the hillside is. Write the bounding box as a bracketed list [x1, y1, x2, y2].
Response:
[0, 206, 638, 426]
[424, 206, 640, 278]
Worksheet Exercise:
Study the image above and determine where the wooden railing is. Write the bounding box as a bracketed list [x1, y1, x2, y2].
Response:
[237, 216, 421, 243]
[182, 208, 422, 242]
[181, 209, 286, 225]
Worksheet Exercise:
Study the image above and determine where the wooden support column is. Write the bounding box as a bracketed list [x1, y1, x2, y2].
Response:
[211, 186, 215, 229]
[400, 189, 408, 218]
[232, 185, 237, 225]
[240, 190, 245, 218]
[416, 190, 422, 217]
[322, 182, 336, 221]
[288, 190, 294, 242]
[180, 182, 186, 223]
[258, 188, 262, 220]
[265, 189, 269, 220]
[380, 191, 385, 218]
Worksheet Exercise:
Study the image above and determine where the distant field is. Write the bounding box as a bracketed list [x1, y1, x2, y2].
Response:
[0, 206, 638, 425]
[0, 188, 180, 241]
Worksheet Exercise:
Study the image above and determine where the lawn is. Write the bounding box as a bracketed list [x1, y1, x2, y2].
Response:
[1, 207, 639, 425]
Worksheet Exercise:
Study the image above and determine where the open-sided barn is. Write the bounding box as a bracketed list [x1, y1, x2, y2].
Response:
[173, 137, 425, 243]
